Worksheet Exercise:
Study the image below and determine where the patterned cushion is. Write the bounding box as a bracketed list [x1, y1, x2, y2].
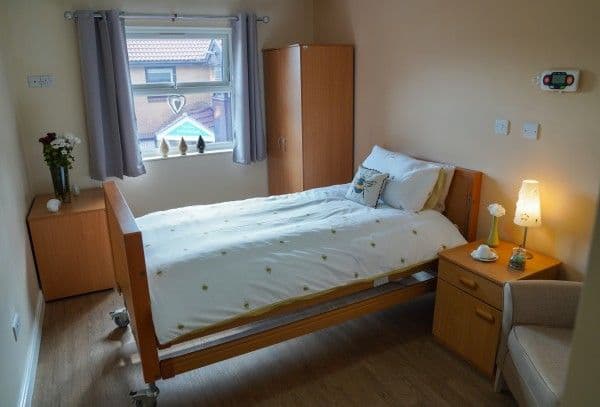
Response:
[345, 166, 389, 207]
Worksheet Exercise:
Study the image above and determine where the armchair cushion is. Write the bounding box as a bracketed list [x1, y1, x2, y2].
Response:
[508, 325, 572, 406]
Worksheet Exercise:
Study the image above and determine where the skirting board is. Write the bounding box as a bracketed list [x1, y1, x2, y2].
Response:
[18, 291, 44, 407]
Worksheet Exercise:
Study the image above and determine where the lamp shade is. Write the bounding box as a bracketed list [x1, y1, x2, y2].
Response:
[514, 180, 542, 227]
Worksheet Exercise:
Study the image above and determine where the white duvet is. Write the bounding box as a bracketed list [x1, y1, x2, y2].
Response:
[137, 185, 466, 345]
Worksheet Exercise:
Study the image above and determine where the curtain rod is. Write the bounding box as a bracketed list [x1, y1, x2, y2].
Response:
[63, 11, 270, 23]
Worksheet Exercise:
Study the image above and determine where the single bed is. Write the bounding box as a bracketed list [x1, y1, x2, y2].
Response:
[103, 165, 481, 403]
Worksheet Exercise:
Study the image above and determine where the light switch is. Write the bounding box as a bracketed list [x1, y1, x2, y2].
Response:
[495, 119, 510, 136]
[522, 122, 539, 140]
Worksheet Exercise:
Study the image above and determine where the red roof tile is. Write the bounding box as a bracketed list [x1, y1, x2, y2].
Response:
[126, 38, 215, 63]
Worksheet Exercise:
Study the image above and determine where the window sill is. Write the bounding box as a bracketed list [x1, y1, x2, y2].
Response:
[142, 149, 233, 162]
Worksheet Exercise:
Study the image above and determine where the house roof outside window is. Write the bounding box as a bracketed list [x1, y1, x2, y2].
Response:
[127, 38, 219, 64]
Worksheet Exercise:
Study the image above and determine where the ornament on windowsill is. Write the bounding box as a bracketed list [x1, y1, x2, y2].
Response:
[179, 137, 188, 155]
[197, 135, 205, 153]
[160, 138, 169, 158]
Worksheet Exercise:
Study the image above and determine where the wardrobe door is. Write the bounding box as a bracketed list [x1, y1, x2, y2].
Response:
[264, 49, 286, 195]
[278, 46, 304, 194]
[264, 46, 304, 196]
[301, 45, 354, 190]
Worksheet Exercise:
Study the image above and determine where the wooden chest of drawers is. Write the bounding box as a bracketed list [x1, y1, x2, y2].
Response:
[433, 241, 560, 377]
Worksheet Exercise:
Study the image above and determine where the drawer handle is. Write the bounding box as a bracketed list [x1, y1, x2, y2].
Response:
[475, 308, 495, 324]
[459, 277, 478, 290]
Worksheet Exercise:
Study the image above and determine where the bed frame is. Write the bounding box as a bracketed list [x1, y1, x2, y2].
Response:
[103, 166, 481, 403]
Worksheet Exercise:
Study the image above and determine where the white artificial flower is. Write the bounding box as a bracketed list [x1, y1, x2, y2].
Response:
[63, 132, 81, 146]
[488, 203, 506, 217]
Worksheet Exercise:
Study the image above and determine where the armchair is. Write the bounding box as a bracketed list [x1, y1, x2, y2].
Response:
[494, 280, 582, 406]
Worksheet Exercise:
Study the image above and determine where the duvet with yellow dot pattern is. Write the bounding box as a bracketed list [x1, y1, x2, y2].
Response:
[136, 184, 466, 345]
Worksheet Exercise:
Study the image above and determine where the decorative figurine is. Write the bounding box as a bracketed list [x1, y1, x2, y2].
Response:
[179, 137, 188, 155]
[197, 135, 205, 153]
[160, 138, 169, 158]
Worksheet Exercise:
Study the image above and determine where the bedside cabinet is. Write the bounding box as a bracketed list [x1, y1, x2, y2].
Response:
[27, 188, 115, 301]
[432, 240, 560, 377]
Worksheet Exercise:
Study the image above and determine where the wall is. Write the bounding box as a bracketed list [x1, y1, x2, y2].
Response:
[0, 36, 43, 407]
[314, 0, 600, 279]
[3, 0, 314, 216]
[563, 196, 600, 405]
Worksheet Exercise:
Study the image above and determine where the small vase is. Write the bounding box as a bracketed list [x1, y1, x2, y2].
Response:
[49, 165, 71, 203]
[486, 216, 500, 247]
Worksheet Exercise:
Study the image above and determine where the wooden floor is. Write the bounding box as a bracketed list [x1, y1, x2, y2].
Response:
[32, 290, 515, 406]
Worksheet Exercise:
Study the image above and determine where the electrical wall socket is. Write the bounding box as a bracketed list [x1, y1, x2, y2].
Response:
[27, 74, 54, 88]
[522, 122, 540, 140]
[11, 312, 21, 342]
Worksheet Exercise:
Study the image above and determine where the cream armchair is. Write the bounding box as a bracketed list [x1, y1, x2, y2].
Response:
[494, 280, 582, 406]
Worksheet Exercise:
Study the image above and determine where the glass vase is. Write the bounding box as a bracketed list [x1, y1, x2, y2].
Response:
[49, 165, 71, 203]
[486, 216, 500, 247]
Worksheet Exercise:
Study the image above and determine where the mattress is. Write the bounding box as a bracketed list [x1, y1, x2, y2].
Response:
[136, 185, 467, 345]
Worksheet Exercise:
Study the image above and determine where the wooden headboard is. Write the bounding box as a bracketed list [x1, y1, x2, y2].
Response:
[443, 167, 482, 242]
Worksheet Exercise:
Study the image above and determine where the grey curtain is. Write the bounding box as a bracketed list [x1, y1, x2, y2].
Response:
[75, 10, 145, 180]
[231, 12, 266, 164]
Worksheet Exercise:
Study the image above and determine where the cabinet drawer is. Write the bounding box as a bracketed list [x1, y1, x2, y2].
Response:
[438, 259, 503, 309]
[433, 279, 502, 377]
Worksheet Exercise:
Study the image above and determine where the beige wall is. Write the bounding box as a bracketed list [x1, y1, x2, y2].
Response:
[315, 0, 600, 279]
[563, 196, 600, 405]
[3, 0, 314, 216]
[0, 38, 43, 407]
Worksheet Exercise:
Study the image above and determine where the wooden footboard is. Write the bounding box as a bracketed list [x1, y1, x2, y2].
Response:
[104, 181, 161, 382]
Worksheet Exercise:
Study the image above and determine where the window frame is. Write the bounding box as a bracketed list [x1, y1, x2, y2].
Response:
[126, 26, 234, 158]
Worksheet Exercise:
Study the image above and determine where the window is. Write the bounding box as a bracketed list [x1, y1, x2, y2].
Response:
[126, 27, 233, 159]
[145, 67, 175, 84]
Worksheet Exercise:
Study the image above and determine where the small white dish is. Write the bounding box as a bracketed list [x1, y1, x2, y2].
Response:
[470, 250, 498, 262]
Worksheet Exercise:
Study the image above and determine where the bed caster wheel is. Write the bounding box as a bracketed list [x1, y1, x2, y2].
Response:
[130, 383, 159, 406]
[110, 308, 130, 328]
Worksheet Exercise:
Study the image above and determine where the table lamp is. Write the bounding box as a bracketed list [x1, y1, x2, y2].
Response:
[513, 179, 541, 257]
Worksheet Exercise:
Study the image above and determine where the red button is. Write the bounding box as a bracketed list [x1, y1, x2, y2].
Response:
[543, 75, 551, 85]
[566, 75, 574, 85]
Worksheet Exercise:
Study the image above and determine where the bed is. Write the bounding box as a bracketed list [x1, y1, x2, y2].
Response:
[103, 165, 481, 404]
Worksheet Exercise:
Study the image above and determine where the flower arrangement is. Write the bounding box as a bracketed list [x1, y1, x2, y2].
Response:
[38, 132, 81, 169]
[38, 132, 81, 203]
[486, 203, 505, 247]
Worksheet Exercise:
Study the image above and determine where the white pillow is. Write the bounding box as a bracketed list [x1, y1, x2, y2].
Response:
[362, 145, 446, 211]
[385, 166, 440, 211]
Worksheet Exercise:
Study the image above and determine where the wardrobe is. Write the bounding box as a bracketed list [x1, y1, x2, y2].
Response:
[263, 44, 354, 196]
